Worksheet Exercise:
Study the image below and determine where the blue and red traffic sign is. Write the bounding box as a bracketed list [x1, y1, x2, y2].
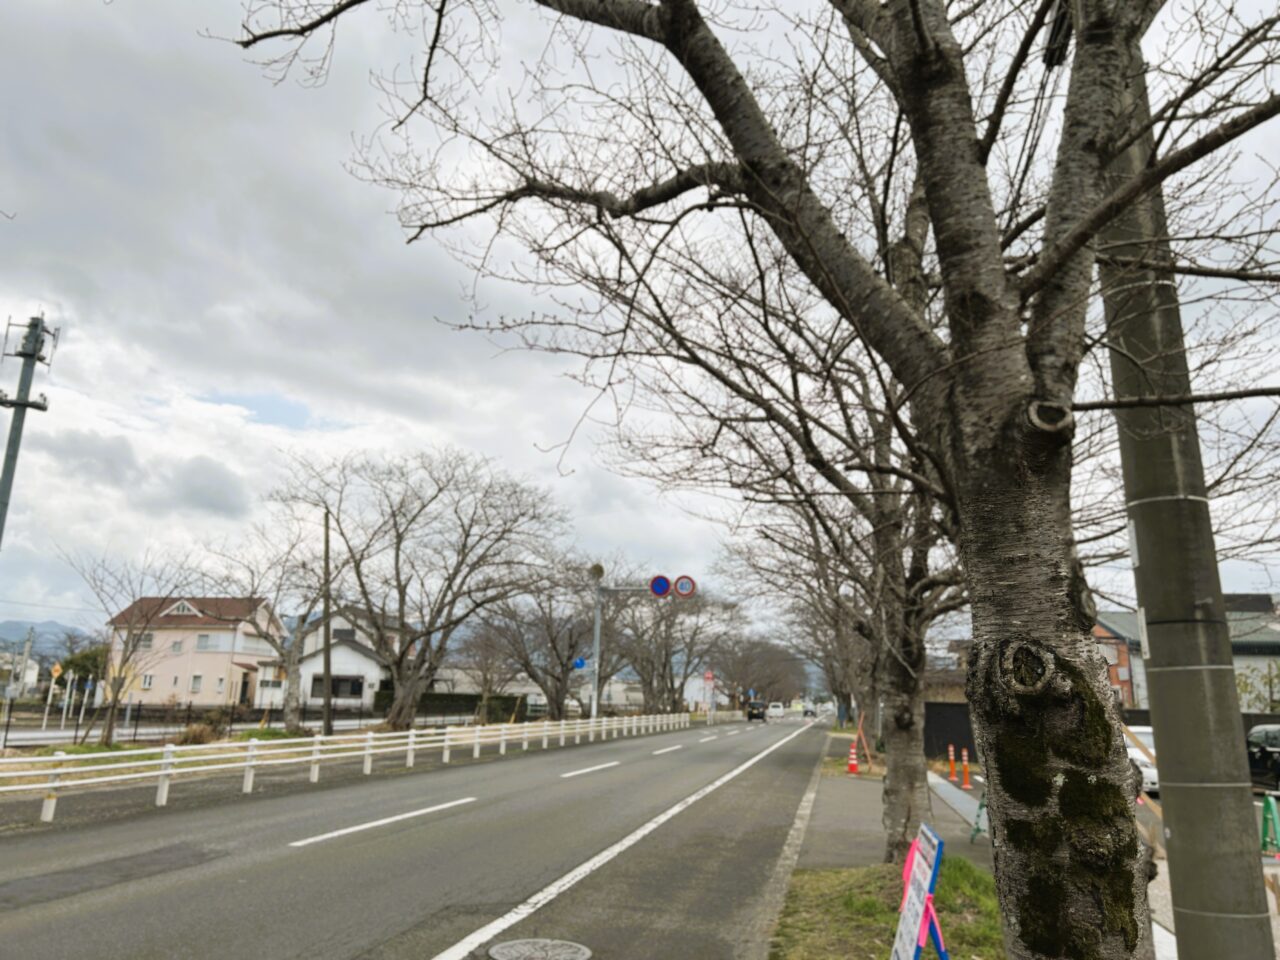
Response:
[650, 574, 696, 598]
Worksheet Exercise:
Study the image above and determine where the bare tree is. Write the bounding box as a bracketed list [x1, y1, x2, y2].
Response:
[235, 2, 1280, 952]
[64, 548, 193, 746]
[200, 506, 330, 733]
[280, 450, 563, 729]
[452, 624, 524, 722]
[617, 593, 729, 713]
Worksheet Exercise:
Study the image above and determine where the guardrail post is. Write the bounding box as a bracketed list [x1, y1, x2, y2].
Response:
[574, 720, 581, 745]
[541, 721, 549, 749]
[243, 738, 258, 794]
[156, 743, 175, 807]
[407, 727, 416, 768]
[310, 734, 322, 782]
[588, 717, 595, 743]
[473, 724, 481, 759]
[500, 724, 507, 756]
[363, 730, 374, 775]
[559, 719, 566, 747]
[522, 724, 529, 751]
[40, 751, 65, 823]
[442, 727, 451, 764]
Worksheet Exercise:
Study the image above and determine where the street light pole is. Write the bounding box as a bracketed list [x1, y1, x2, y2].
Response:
[590, 582, 602, 721]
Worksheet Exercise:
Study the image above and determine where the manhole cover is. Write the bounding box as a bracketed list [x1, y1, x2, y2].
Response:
[488, 940, 592, 960]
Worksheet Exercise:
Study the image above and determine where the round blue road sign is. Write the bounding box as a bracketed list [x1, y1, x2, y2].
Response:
[573, 657, 586, 670]
[673, 575, 696, 598]
[649, 575, 672, 598]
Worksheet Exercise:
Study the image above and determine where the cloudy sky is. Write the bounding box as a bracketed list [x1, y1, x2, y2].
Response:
[0, 0, 731, 630]
[0, 2, 1275, 634]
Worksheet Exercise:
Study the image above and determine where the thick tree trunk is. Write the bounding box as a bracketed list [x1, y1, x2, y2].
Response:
[960, 460, 1149, 960]
[283, 642, 303, 733]
[879, 665, 931, 863]
[385, 668, 423, 730]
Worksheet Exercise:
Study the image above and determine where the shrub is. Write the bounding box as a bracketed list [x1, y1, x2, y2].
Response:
[176, 723, 219, 745]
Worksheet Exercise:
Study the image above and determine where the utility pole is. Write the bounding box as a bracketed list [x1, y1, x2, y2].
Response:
[0, 317, 56, 551]
[322, 506, 333, 736]
[1097, 52, 1271, 957]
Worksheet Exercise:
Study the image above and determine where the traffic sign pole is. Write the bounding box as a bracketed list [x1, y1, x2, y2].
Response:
[590, 584, 602, 720]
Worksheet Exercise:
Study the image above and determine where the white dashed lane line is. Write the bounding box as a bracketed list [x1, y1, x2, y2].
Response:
[289, 797, 477, 848]
[699, 736, 718, 743]
[652, 745, 683, 756]
[560, 761, 621, 779]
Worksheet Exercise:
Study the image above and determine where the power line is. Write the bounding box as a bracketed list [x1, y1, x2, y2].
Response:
[0, 597, 101, 615]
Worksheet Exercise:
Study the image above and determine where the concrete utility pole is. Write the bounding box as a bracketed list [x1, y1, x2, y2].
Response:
[0, 317, 56, 551]
[1098, 56, 1272, 957]
[322, 506, 333, 736]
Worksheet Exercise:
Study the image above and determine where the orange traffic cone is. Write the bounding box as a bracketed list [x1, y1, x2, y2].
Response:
[961, 747, 973, 790]
[947, 744, 958, 782]
[847, 742, 859, 775]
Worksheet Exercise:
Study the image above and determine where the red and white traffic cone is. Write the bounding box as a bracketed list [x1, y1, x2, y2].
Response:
[961, 747, 973, 790]
[947, 744, 958, 782]
[847, 742, 859, 775]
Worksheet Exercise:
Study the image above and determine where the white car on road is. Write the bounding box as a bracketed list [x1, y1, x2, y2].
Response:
[767, 702, 785, 720]
[1127, 725, 1158, 794]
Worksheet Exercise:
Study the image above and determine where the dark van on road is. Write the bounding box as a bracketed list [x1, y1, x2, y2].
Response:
[746, 701, 767, 722]
[1246, 725, 1280, 791]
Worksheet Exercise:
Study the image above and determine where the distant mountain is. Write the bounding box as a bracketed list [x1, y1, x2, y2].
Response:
[0, 620, 90, 659]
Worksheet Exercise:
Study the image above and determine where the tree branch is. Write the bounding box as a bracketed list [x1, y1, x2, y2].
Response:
[1020, 93, 1280, 300]
[1074, 387, 1280, 411]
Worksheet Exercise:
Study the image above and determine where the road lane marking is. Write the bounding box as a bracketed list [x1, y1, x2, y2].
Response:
[652, 745, 683, 755]
[699, 736, 718, 743]
[560, 761, 621, 779]
[430, 722, 815, 960]
[289, 797, 476, 848]
[727, 730, 740, 736]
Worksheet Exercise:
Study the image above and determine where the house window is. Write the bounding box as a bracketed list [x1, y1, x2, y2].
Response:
[172, 640, 183, 654]
[190, 675, 203, 694]
[310, 675, 365, 698]
[196, 634, 213, 651]
[167, 601, 197, 616]
[333, 628, 356, 642]
[136, 633, 154, 651]
[217, 677, 225, 695]
[141, 675, 154, 690]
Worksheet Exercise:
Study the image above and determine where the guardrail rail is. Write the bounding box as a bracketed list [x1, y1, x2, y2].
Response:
[0, 713, 693, 822]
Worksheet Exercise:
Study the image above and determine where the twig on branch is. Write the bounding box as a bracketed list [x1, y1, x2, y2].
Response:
[1074, 387, 1280, 411]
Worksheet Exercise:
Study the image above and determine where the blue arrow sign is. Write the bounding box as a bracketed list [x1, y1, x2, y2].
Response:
[573, 657, 586, 670]
[749, 689, 756, 698]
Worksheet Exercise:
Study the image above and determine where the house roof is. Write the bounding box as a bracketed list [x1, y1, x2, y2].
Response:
[1097, 609, 1280, 653]
[261, 637, 390, 669]
[108, 597, 266, 628]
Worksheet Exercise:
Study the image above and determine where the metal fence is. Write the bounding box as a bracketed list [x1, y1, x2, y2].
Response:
[0, 712, 693, 822]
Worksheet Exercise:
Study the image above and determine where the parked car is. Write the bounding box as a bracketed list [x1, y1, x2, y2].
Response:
[767, 702, 785, 720]
[1126, 725, 1158, 795]
[1247, 724, 1280, 792]
[746, 700, 767, 722]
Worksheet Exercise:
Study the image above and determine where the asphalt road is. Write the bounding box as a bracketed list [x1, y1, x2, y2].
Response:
[0, 718, 824, 959]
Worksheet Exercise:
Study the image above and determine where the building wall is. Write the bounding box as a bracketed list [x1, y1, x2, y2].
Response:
[113, 624, 276, 706]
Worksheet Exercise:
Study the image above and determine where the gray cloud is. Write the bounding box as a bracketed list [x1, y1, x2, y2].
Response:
[137, 455, 252, 520]
[26, 430, 142, 488]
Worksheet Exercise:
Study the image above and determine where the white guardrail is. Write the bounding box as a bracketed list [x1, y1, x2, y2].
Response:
[0, 713, 700, 823]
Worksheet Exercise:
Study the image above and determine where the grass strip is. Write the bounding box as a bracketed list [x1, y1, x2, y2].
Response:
[770, 856, 1005, 959]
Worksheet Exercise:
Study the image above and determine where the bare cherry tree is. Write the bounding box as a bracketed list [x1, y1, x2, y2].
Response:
[235, 2, 1280, 952]
[199, 505, 331, 733]
[616, 593, 730, 713]
[451, 624, 524, 722]
[64, 548, 194, 746]
[280, 450, 563, 729]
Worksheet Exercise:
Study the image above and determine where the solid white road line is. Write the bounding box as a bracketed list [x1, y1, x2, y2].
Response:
[560, 761, 621, 779]
[289, 797, 477, 848]
[727, 730, 740, 736]
[699, 736, 718, 743]
[429, 722, 815, 960]
[652, 745, 684, 756]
